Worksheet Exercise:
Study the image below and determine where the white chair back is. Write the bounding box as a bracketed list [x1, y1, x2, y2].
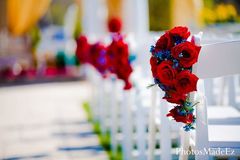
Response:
[189, 37, 240, 160]
[196, 40, 240, 79]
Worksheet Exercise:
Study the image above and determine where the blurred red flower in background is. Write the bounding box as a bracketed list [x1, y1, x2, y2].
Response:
[108, 17, 122, 33]
[107, 36, 132, 90]
[76, 35, 90, 64]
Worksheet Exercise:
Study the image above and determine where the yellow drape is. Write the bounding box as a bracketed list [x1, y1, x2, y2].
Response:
[171, 0, 203, 27]
[106, 0, 122, 19]
[7, 0, 51, 36]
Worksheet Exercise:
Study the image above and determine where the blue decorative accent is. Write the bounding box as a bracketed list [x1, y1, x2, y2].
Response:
[173, 59, 179, 68]
[155, 50, 171, 60]
[158, 83, 167, 91]
[154, 78, 160, 84]
[150, 45, 155, 53]
[129, 54, 136, 63]
[183, 124, 191, 131]
[173, 36, 183, 45]
[155, 51, 163, 60]
[179, 109, 187, 116]
[183, 124, 195, 131]
[185, 101, 191, 107]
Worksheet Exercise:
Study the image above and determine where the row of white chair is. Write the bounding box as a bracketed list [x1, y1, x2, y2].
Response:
[82, 35, 240, 160]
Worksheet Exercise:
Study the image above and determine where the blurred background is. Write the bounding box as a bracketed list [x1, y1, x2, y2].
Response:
[0, 0, 240, 160]
[0, 0, 240, 85]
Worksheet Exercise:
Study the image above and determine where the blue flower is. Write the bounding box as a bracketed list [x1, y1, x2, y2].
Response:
[158, 83, 167, 91]
[150, 45, 155, 53]
[129, 54, 136, 63]
[173, 36, 183, 45]
[179, 109, 187, 116]
[155, 50, 171, 60]
[164, 50, 171, 59]
[183, 124, 195, 131]
[185, 101, 191, 107]
[172, 59, 179, 68]
[154, 78, 160, 84]
[155, 51, 164, 60]
[183, 125, 191, 131]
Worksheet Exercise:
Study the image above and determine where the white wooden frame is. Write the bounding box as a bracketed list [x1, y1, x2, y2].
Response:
[180, 36, 240, 160]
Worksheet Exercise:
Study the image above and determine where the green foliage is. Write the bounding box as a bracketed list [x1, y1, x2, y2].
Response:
[83, 102, 93, 121]
[73, 7, 82, 40]
[29, 26, 41, 51]
[99, 131, 111, 151]
[82, 102, 123, 160]
[73, 55, 80, 66]
[109, 145, 123, 160]
[93, 122, 101, 135]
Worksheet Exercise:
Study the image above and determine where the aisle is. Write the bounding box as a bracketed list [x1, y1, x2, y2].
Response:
[0, 82, 108, 160]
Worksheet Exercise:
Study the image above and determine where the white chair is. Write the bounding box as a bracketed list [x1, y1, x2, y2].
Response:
[204, 76, 240, 125]
[180, 39, 240, 160]
[148, 89, 181, 160]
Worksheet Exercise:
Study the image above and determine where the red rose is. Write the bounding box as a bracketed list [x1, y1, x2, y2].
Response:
[106, 37, 133, 90]
[171, 41, 201, 68]
[150, 57, 158, 77]
[124, 80, 132, 90]
[156, 60, 176, 86]
[116, 62, 133, 90]
[168, 26, 190, 40]
[167, 107, 194, 124]
[155, 32, 173, 51]
[117, 63, 132, 79]
[89, 43, 109, 77]
[175, 70, 198, 94]
[76, 35, 90, 63]
[163, 91, 187, 104]
[108, 17, 122, 33]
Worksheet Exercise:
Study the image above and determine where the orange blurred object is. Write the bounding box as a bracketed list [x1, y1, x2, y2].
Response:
[7, 0, 51, 36]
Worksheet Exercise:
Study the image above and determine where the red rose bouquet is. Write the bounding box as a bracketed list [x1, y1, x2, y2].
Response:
[107, 35, 133, 90]
[75, 35, 110, 78]
[149, 26, 201, 131]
